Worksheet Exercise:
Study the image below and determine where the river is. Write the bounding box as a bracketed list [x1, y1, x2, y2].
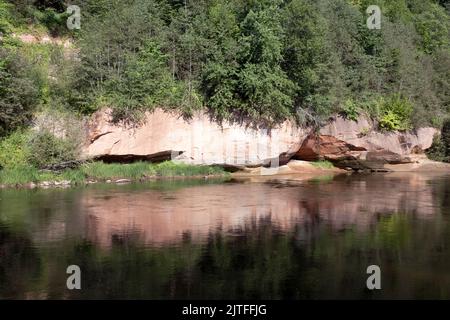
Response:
[1, 172, 450, 299]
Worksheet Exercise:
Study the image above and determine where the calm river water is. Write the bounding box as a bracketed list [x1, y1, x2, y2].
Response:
[1, 172, 450, 299]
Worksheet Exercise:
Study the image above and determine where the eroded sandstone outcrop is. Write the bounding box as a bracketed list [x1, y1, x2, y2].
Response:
[82, 109, 439, 171]
[83, 108, 307, 167]
[294, 134, 367, 162]
[291, 116, 439, 171]
[320, 116, 437, 155]
[293, 133, 415, 171]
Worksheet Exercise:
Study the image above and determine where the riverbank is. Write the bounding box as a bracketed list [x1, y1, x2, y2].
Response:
[0, 161, 230, 189]
[231, 160, 345, 177]
[0, 160, 346, 189]
[2, 158, 449, 189]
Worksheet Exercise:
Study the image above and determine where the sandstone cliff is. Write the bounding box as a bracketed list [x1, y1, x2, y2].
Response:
[83, 108, 439, 170]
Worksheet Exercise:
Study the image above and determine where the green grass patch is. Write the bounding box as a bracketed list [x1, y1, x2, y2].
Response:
[0, 161, 229, 186]
[152, 161, 225, 177]
[59, 169, 86, 184]
[310, 160, 335, 169]
[0, 166, 40, 185]
[81, 161, 154, 180]
[0, 165, 76, 185]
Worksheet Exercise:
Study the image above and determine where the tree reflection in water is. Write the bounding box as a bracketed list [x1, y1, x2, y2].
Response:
[1, 173, 450, 299]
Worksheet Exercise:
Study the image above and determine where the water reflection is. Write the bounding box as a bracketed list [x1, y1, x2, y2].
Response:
[1, 173, 450, 299]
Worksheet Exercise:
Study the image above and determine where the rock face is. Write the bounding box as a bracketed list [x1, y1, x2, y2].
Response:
[294, 134, 367, 161]
[84, 108, 307, 166]
[83, 110, 438, 170]
[320, 116, 438, 155]
[293, 134, 414, 171]
[293, 114, 439, 171]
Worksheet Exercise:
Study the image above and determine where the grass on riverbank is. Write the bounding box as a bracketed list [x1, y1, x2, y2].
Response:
[310, 160, 335, 169]
[0, 161, 229, 186]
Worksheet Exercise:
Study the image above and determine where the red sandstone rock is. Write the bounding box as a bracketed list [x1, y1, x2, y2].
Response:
[294, 134, 366, 161]
[81, 110, 438, 168]
[294, 133, 414, 170]
[366, 150, 412, 164]
[83, 108, 307, 166]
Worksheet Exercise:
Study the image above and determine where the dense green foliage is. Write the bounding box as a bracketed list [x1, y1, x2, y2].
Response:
[427, 119, 450, 162]
[1, 0, 449, 130]
[0, 47, 41, 137]
[377, 94, 414, 131]
[26, 129, 78, 168]
[0, 128, 79, 170]
[0, 130, 29, 169]
[0, 0, 449, 185]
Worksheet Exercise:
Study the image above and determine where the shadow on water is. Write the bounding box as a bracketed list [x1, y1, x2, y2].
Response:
[1, 172, 450, 299]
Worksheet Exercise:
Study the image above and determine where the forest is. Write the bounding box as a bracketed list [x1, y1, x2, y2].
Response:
[0, 0, 449, 169]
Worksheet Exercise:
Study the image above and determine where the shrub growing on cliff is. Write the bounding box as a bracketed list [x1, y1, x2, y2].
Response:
[0, 130, 30, 169]
[27, 130, 78, 168]
[0, 0, 13, 33]
[340, 99, 360, 122]
[378, 94, 413, 131]
[0, 48, 40, 137]
[426, 134, 447, 162]
[444, 119, 450, 154]
[427, 119, 450, 162]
